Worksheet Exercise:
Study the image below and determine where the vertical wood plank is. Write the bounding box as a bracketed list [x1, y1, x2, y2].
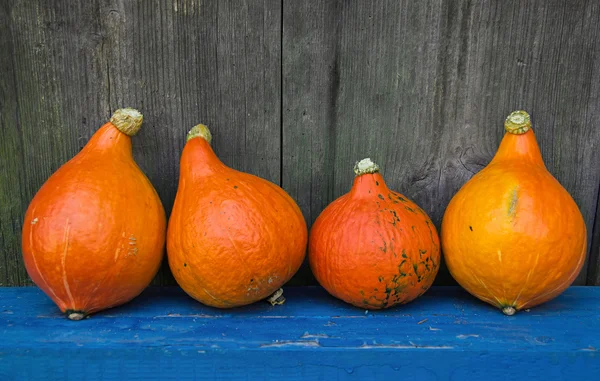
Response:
[1, 0, 281, 286]
[587, 193, 600, 285]
[283, 0, 600, 285]
[0, 0, 27, 285]
[282, 1, 342, 284]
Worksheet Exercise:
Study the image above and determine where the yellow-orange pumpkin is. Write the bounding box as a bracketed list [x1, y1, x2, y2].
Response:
[441, 111, 587, 315]
[22, 109, 166, 320]
[167, 124, 307, 308]
[309, 159, 440, 309]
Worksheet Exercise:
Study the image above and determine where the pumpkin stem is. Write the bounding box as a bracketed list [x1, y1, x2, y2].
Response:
[187, 124, 213, 144]
[354, 158, 380, 176]
[65, 309, 87, 321]
[504, 110, 531, 135]
[266, 288, 286, 306]
[110, 108, 143, 136]
[502, 306, 516, 316]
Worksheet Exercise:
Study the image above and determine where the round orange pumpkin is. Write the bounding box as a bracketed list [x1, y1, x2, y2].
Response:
[22, 109, 166, 320]
[309, 159, 440, 309]
[167, 124, 307, 308]
[441, 111, 587, 315]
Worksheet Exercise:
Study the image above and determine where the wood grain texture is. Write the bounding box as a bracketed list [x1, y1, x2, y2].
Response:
[1, 0, 281, 286]
[282, 0, 600, 285]
[587, 192, 600, 285]
[282, 0, 342, 284]
[0, 0, 27, 286]
[1, 286, 599, 379]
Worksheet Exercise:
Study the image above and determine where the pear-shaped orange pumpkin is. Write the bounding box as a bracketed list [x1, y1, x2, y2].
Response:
[22, 109, 166, 320]
[309, 159, 440, 309]
[167, 125, 307, 308]
[442, 111, 587, 315]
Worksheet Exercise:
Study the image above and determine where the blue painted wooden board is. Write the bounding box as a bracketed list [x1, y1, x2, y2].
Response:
[0, 286, 598, 380]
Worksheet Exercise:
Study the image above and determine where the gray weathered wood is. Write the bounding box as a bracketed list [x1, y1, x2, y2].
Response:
[0, 0, 281, 286]
[282, 0, 600, 285]
[588, 193, 600, 285]
[281, 1, 341, 284]
[0, 0, 28, 285]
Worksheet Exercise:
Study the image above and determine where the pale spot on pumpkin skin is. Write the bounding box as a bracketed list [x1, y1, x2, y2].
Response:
[127, 235, 138, 257]
[507, 186, 519, 218]
[113, 247, 121, 262]
[497, 249, 502, 262]
[31, 218, 38, 225]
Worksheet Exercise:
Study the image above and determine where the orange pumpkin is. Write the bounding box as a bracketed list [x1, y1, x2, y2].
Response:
[167, 124, 307, 308]
[441, 111, 587, 315]
[22, 109, 166, 320]
[309, 159, 440, 309]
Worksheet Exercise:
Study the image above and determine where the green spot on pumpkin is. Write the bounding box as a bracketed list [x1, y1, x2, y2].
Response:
[425, 221, 437, 247]
[508, 186, 519, 217]
[375, 181, 379, 186]
[413, 263, 422, 282]
[378, 194, 385, 201]
[402, 250, 408, 259]
[234, 185, 238, 189]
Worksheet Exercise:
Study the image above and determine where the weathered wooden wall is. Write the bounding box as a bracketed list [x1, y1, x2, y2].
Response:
[1, 0, 599, 286]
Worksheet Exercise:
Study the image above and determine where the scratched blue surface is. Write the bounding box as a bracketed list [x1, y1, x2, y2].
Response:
[0, 286, 598, 380]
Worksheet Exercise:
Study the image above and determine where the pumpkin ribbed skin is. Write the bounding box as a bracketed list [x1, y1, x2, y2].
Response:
[441, 111, 586, 315]
[167, 125, 307, 308]
[22, 109, 166, 319]
[309, 159, 440, 309]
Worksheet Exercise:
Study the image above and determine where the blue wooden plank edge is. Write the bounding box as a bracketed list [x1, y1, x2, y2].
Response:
[0, 286, 598, 380]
